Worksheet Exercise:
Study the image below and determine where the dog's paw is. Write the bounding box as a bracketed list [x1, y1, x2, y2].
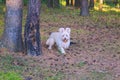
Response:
[58, 50, 66, 54]
[58, 48, 66, 54]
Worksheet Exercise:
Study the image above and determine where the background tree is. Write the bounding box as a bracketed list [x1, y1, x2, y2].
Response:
[80, 0, 89, 16]
[66, 0, 70, 6]
[75, 0, 80, 8]
[113, 0, 118, 6]
[47, 0, 60, 8]
[24, 0, 42, 56]
[99, 0, 103, 11]
[71, 0, 74, 6]
[1, 0, 23, 52]
[47, 0, 53, 8]
[54, 0, 60, 8]
[89, 0, 94, 9]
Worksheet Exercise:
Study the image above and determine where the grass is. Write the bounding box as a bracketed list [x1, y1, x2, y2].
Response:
[77, 61, 86, 68]
[0, 53, 64, 80]
[80, 73, 106, 80]
[45, 72, 64, 80]
[90, 71, 106, 80]
[0, 54, 24, 80]
[41, 5, 120, 29]
[0, 3, 120, 37]
[0, 54, 27, 73]
[0, 71, 23, 80]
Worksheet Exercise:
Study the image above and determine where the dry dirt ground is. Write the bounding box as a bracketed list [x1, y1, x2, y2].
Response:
[0, 24, 120, 80]
[39, 25, 120, 80]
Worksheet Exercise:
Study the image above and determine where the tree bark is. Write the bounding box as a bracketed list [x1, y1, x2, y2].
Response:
[89, 0, 94, 9]
[54, 0, 60, 8]
[66, 0, 69, 6]
[1, 0, 23, 52]
[71, 0, 74, 6]
[75, 0, 80, 8]
[24, 0, 42, 56]
[47, 0, 60, 8]
[47, 0, 53, 8]
[99, 0, 103, 11]
[113, 0, 118, 6]
[80, 0, 89, 16]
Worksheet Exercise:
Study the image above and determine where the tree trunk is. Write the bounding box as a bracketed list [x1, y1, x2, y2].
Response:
[66, 0, 69, 6]
[47, 0, 60, 8]
[47, 0, 53, 8]
[71, 0, 74, 6]
[80, 0, 89, 16]
[89, 0, 94, 9]
[24, 0, 42, 56]
[75, 0, 80, 8]
[99, 0, 103, 11]
[53, 0, 60, 8]
[113, 0, 118, 6]
[1, 0, 23, 52]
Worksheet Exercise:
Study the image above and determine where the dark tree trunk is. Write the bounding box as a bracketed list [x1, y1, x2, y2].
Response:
[80, 0, 89, 16]
[1, 0, 23, 52]
[54, 0, 60, 8]
[89, 0, 94, 9]
[113, 0, 118, 6]
[66, 0, 69, 6]
[24, 0, 42, 56]
[71, 0, 74, 6]
[47, 0, 60, 8]
[75, 0, 80, 7]
[47, 0, 53, 8]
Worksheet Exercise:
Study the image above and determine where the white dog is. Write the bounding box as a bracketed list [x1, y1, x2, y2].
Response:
[46, 28, 71, 54]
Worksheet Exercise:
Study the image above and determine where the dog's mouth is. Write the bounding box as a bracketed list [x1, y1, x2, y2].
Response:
[62, 39, 68, 43]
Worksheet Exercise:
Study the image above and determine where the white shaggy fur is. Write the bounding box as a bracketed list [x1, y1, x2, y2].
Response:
[46, 28, 71, 54]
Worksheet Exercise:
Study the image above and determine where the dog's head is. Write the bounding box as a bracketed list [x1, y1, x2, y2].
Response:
[59, 28, 71, 43]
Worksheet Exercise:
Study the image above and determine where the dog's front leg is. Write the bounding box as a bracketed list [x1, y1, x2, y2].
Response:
[58, 46, 65, 54]
[56, 40, 66, 54]
[58, 44, 66, 54]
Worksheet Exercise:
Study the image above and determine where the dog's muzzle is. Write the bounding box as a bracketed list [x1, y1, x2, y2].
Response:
[62, 38, 68, 43]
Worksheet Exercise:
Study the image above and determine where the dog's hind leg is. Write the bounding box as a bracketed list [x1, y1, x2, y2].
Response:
[46, 38, 54, 49]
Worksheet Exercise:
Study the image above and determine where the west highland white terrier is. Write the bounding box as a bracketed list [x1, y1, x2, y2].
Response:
[46, 27, 71, 54]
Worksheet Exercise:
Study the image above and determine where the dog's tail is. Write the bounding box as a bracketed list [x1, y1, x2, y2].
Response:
[70, 42, 77, 45]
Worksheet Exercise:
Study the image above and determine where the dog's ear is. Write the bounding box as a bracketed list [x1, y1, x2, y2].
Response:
[66, 28, 71, 34]
[59, 28, 65, 33]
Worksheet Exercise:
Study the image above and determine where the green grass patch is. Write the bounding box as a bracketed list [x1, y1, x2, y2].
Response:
[77, 61, 86, 68]
[0, 71, 23, 80]
[0, 55, 27, 73]
[90, 71, 107, 80]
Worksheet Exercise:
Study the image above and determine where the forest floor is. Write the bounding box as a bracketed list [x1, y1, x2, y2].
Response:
[0, 5, 120, 80]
